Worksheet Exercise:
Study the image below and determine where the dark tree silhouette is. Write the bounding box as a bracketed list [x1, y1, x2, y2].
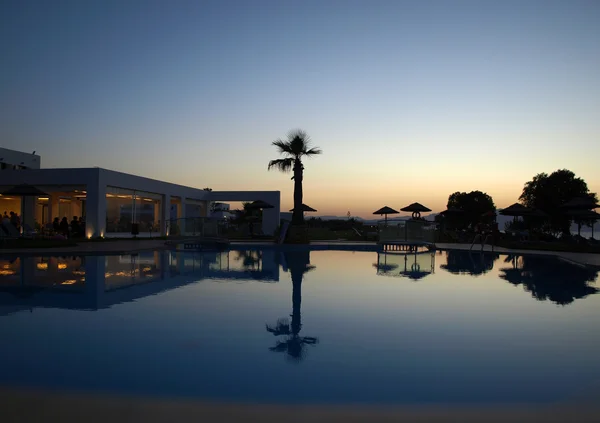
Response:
[268, 130, 322, 225]
[446, 191, 496, 229]
[519, 169, 598, 236]
[499, 255, 598, 305]
[266, 250, 318, 362]
[440, 250, 499, 276]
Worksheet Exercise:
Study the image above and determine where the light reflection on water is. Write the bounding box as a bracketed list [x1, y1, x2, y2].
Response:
[0, 248, 598, 405]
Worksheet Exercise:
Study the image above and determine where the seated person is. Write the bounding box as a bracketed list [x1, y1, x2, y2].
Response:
[70, 216, 81, 237]
[52, 217, 61, 233]
[59, 217, 69, 237]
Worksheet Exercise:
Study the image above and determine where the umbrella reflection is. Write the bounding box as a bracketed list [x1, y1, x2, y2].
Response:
[374, 251, 435, 280]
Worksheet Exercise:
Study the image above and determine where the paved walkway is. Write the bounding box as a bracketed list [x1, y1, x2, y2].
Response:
[2, 388, 599, 423]
[0, 239, 168, 256]
[1, 239, 599, 267]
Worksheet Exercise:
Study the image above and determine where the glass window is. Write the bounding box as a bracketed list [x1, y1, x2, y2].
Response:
[105, 187, 162, 235]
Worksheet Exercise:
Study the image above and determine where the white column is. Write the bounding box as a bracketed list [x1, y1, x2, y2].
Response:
[86, 181, 107, 238]
[46, 195, 53, 227]
[179, 198, 186, 235]
[262, 196, 280, 236]
[50, 195, 59, 220]
[161, 194, 171, 236]
[22, 196, 36, 229]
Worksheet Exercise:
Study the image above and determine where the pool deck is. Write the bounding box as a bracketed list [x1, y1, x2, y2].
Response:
[0, 239, 599, 267]
[2, 388, 599, 423]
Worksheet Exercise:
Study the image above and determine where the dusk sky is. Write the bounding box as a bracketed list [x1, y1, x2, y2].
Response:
[2, 0, 599, 218]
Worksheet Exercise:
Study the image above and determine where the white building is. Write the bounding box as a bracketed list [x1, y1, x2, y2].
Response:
[209, 202, 234, 220]
[0, 148, 280, 237]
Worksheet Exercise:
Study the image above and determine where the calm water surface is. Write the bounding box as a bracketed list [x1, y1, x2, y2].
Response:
[0, 248, 599, 405]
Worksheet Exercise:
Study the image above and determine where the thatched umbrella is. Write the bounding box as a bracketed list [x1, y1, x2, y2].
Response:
[499, 203, 533, 224]
[1, 184, 48, 235]
[560, 196, 599, 237]
[290, 204, 317, 212]
[499, 203, 532, 217]
[560, 197, 599, 210]
[400, 202, 431, 219]
[290, 204, 317, 223]
[246, 200, 274, 210]
[373, 206, 399, 224]
[565, 209, 600, 238]
[1, 184, 48, 197]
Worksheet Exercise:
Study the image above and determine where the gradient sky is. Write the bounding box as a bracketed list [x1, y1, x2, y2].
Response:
[1, 0, 599, 218]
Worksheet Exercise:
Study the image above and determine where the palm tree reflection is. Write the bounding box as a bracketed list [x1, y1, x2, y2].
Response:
[266, 250, 318, 362]
[499, 255, 598, 305]
[234, 250, 262, 271]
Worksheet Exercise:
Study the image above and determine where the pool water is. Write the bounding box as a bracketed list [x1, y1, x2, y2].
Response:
[0, 248, 599, 405]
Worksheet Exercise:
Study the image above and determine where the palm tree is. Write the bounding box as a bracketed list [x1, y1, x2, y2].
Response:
[268, 130, 322, 225]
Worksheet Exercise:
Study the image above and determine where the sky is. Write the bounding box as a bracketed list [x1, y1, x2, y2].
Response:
[1, 0, 599, 218]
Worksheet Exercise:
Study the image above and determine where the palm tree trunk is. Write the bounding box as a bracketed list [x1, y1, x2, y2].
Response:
[292, 159, 304, 225]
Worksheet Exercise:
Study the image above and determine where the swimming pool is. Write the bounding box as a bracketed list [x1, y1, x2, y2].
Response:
[0, 248, 598, 405]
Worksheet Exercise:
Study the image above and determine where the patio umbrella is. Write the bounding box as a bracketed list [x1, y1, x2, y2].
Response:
[565, 209, 600, 238]
[499, 203, 532, 224]
[499, 203, 533, 217]
[400, 202, 431, 219]
[290, 204, 317, 212]
[372, 206, 399, 224]
[246, 200, 274, 210]
[1, 184, 48, 235]
[1, 183, 48, 197]
[560, 197, 599, 237]
[560, 197, 600, 210]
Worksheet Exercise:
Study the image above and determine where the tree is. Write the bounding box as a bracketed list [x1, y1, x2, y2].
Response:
[519, 169, 598, 236]
[446, 191, 496, 229]
[268, 130, 322, 225]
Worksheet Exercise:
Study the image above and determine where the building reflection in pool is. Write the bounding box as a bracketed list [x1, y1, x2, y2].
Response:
[0, 249, 280, 313]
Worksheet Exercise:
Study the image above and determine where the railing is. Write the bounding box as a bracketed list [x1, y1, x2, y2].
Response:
[378, 219, 437, 243]
[168, 217, 223, 237]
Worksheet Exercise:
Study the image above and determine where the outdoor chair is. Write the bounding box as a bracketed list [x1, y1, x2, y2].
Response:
[22, 223, 38, 238]
[1, 223, 20, 238]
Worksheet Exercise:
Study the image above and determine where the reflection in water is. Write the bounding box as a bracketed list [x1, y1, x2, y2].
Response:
[441, 250, 499, 276]
[1, 249, 600, 404]
[266, 250, 318, 362]
[373, 251, 435, 280]
[0, 250, 281, 313]
[499, 255, 599, 305]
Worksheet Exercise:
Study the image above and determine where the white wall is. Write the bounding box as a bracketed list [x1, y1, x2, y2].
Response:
[0, 168, 281, 237]
[0, 147, 41, 169]
[207, 191, 281, 235]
